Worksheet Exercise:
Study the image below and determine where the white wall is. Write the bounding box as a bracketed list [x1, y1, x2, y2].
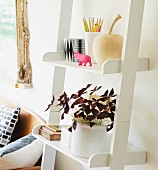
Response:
[0, 0, 158, 170]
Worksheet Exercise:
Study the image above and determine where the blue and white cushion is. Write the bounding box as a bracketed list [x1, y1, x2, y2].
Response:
[0, 134, 36, 157]
[0, 106, 20, 147]
[0, 135, 43, 169]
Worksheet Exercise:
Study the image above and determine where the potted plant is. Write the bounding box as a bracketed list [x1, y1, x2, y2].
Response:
[45, 83, 117, 158]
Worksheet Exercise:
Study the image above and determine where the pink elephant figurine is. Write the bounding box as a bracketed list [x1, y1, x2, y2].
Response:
[73, 52, 92, 66]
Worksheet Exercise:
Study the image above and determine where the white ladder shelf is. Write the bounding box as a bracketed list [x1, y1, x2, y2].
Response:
[33, 124, 147, 168]
[33, 0, 148, 170]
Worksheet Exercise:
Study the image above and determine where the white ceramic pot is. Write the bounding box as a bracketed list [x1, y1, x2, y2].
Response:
[85, 32, 101, 63]
[71, 123, 107, 158]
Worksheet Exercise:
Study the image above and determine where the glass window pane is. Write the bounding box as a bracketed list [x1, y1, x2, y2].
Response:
[0, 0, 16, 80]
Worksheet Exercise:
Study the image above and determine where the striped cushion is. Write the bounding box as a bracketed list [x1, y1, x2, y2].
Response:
[0, 106, 20, 147]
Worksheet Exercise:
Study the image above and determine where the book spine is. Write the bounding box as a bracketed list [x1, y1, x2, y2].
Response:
[41, 125, 61, 133]
[39, 129, 61, 141]
[41, 126, 56, 134]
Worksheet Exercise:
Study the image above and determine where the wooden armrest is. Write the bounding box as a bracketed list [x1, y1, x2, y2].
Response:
[0, 96, 45, 170]
[16, 166, 41, 170]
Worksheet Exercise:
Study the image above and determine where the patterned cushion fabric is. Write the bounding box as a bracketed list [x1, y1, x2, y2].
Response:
[0, 138, 43, 170]
[0, 105, 20, 147]
[0, 134, 36, 157]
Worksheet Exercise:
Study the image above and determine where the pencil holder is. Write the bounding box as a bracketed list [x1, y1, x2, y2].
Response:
[85, 32, 101, 64]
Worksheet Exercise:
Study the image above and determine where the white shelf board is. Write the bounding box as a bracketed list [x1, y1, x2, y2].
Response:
[32, 125, 147, 168]
[43, 52, 149, 74]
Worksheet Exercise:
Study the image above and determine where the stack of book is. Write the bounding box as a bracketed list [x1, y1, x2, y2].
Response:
[39, 125, 62, 141]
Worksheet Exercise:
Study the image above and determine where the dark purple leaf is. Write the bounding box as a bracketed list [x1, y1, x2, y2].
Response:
[111, 99, 116, 104]
[74, 110, 80, 118]
[91, 109, 99, 115]
[97, 111, 109, 119]
[78, 103, 87, 108]
[91, 103, 97, 109]
[89, 85, 102, 95]
[92, 86, 97, 91]
[109, 88, 114, 96]
[92, 98, 97, 101]
[110, 106, 116, 112]
[99, 96, 108, 102]
[108, 101, 113, 107]
[102, 90, 108, 97]
[72, 120, 77, 130]
[68, 126, 72, 132]
[58, 92, 67, 101]
[64, 96, 70, 104]
[77, 84, 92, 96]
[86, 115, 97, 121]
[107, 123, 113, 132]
[89, 86, 97, 95]
[90, 122, 95, 127]
[85, 105, 91, 114]
[78, 112, 86, 119]
[44, 95, 55, 111]
[70, 93, 78, 99]
[108, 112, 115, 121]
[61, 113, 64, 120]
[84, 99, 90, 103]
[57, 93, 70, 108]
[102, 105, 108, 111]
[96, 102, 105, 111]
[44, 104, 52, 112]
[71, 98, 85, 108]
[85, 83, 92, 89]
[97, 86, 102, 90]
[99, 112, 114, 121]
[86, 99, 93, 104]
[64, 103, 69, 114]
[51, 95, 55, 103]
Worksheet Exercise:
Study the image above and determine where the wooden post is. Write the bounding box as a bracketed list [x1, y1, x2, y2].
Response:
[15, 0, 32, 88]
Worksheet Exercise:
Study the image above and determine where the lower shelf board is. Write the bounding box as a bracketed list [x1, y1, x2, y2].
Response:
[32, 124, 147, 168]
